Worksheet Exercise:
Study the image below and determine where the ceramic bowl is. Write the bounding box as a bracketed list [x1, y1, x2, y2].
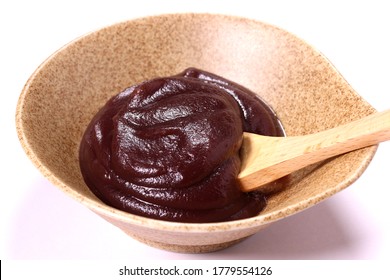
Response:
[16, 13, 377, 253]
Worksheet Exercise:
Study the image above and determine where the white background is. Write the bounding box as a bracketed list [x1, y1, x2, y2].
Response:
[1, 0, 390, 263]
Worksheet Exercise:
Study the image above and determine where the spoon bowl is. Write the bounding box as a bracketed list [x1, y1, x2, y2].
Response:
[16, 13, 377, 253]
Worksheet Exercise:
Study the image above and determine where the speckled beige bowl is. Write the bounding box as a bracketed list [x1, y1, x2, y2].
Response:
[16, 13, 377, 253]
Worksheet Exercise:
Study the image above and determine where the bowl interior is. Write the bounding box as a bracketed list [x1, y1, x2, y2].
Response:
[16, 14, 376, 231]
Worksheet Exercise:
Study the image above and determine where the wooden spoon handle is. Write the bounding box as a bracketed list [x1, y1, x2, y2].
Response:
[238, 110, 390, 192]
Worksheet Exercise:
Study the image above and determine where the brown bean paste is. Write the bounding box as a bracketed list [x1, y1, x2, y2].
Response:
[79, 68, 284, 223]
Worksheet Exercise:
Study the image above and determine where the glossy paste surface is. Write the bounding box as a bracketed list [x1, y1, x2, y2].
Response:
[79, 68, 284, 222]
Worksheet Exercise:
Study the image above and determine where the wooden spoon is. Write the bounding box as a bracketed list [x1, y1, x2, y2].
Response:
[238, 110, 390, 192]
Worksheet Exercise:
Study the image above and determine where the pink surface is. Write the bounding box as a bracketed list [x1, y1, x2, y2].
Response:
[5, 175, 384, 259]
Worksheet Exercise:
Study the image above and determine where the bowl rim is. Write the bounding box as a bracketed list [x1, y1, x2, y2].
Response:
[15, 12, 378, 233]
